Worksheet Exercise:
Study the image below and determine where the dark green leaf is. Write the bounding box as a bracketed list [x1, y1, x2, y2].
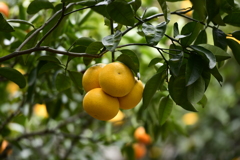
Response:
[210, 67, 223, 85]
[142, 65, 167, 110]
[73, 37, 95, 47]
[157, 0, 170, 22]
[116, 49, 139, 75]
[46, 99, 62, 119]
[168, 76, 197, 112]
[7, 19, 35, 29]
[191, 0, 207, 21]
[173, 22, 179, 38]
[102, 30, 122, 51]
[0, 14, 14, 32]
[223, 13, 240, 27]
[201, 70, 211, 90]
[212, 28, 227, 50]
[142, 22, 167, 46]
[23, 29, 40, 49]
[107, 0, 135, 26]
[226, 38, 240, 65]
[131, 0, 141, 12]
[186, 54, 204, 86]
[148, 57, 163, 67]
[197, 94, 208, 108]
[68, 70, 83, 94]
[187, 76, 205, 104]
[198, 44, 231, 62]
[169, 51, 184, 77]
[83, 41, 104, 66]
[159, 95, 173, 125]
[38, 62, 62, 75]
[27, 0, 54, 15]
[194, 29, 207, 45]
[190, 45, 216, 69]
[38, 56, 62, 64]
[180, 21, 202, 46]
[0, 67, 26, 88]
[232, 31, 240, 40]
[55, 73, 72, 92]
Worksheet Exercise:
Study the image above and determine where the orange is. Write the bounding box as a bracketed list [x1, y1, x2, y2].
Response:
[182, 112, 199, 125]
[0, 140, 12, 156]
[0, 2, 9, 18]
[132, 143, 146, 159]
[99, 62, 135, 97]
[33, 104, 49, 118]
[83, 88, 119, 121]
[119, 79, 144, 109]
[108, 110, 125, 125]
[134, 126, 152, 145]
[82, 63, 106, 92]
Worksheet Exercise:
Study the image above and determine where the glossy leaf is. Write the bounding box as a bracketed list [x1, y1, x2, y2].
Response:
[158, 95, 173, 125]
[27, 0, 54, 15]
[232, 31, 240, 40]
[186, 54, 204, 86]
[68, 70, 83, 93]
[73, 37, 95, 47]
[180, 21, 202, 46]
[168, 76, 197, 112]
[210, 67, 223, 85]
[223, 13, 240, 27]
[46, 99, 62, 119]
[194, 29, 207, 45]
[187, 76, 205, 104]
[169, 52, 183, 77]
[38, 62, 62, 75]
[37, 56, 62, 65]
[157, 0, 170, 22]
[190, 45, 216, 69]
[0, 14, 14, 32]
[198, 44, 231, 62]
[55, 73, 72, 92]
[117, 49, 139, 75]
[212, 28, 227, 50]
[0, 67, 26, 88]
[173, 22, 179, 38]
[131, 0, 141, 12]
[148, 57, 163, 67]
[226, 38, 240, 65]
[107, 0, 135, 26]
[102, 30, 122, 52]
[83, 41, 104, 66]
[142, 65, 167, 110]
[142, 22, 166, 46]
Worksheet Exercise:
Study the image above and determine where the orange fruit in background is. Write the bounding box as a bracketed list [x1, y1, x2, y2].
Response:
[182, 112, 199, 125]
[0, 140, 12, 156]
[83, 88, 119, 121]
[82, 63, 106, 92]
[133, 143, 146, 159]
[108, 110, 125, 125]
[119, 79, 144, 109]
[99, 62, 135, 97]
[0, 2, 9, 18]
[33, 104, 49, 118]
[134, 126, 152, 145]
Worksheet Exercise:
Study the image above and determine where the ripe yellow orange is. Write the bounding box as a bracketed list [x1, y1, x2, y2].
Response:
[99, 62, 135, 97]
[119, 79, 144, 109]
[134, 126, 152, 145]
[0, 2, 9, 18]
[132, 143, 146, 159]
[33, 104, 49, 118]
[0, 140, 12, 156]
[182, 112, 198, 125]
[82, 63, 106, 92]
[108, 110, 125, 125]
[83, 88, 119, 121]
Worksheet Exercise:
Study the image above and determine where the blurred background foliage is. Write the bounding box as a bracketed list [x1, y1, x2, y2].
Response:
[0, 0, 240, 160]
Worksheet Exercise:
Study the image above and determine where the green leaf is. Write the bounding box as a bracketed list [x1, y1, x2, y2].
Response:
[148, 57, 163, 67]
[210, 67, 223, 85]
[27, 0, 54, 15]
[157, 0, 170, 22]
[7, 19, 35, 29]
[83, 41, 104, 66]
[190, 45, 216, 69]
[23, 29, 40, 49]
[0, 67, 26, 88]
[142, 65, 167, 110]
[46, 99, 62, 119]
[168, 76, 197, 112]
[226, 38, 240, 65]
[116, 49, 140, 75]
[187, 76, 205, 104]
[107, 0, 135, 26]
[212, 28, 227, 50]
[186, 54, 204, 86]
[142, 22, 167, 46]
[198, 44, 231, 62]
[197, 94, 208, 108]
[223, 13, 240, 27]
[102, 30, 122, 52]
[232, 31, 240, 40]
[37, 56, 62, 65]
[0, 14, 14, 32]
[68, 70, 83, 93]
[73, 37, 95, 47]
[194, 29, 207, 45]
[158, 95, 173, 125]
[169, 52, 184, 77]
[38, 62, 62, 75]
[173, 22, 179, 38]
[131, 0, 141, 12]
[55, 73, 72, 92]
[180, 21, 202, 46]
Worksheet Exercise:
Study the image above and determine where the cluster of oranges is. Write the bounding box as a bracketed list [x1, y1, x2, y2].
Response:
[82, 62, 144, 121]
[132, 126, 152, 159]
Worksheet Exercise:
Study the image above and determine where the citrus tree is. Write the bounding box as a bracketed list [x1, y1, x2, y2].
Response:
[1, 0, 240, 159]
